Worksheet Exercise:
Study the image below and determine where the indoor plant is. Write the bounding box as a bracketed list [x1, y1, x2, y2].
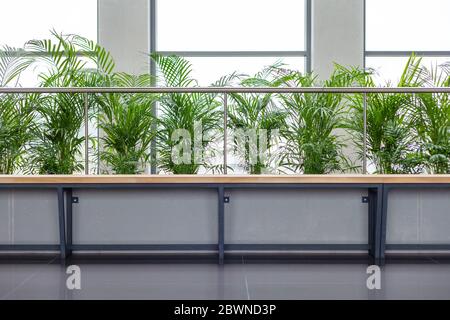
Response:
[95, 73, 157, 174]
[226, 64, 286, 174]
[24, 31, 115, 174]
[0, 46, 35, 174]
[346, 55, 425, 174]
[277, 64, 365, 174]
[151, 53, 222, 174]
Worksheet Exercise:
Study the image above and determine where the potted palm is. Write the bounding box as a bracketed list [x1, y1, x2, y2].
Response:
[0, 46, 35, 174]
[226, 64, 286, 174]
[277, 65, 365, 174]
[25, 31, 115, 174]
[95, 73, 157, 174]
[346, 55, 425, 174]
[151, 54, 222, 174]
[410, 62, 450, 173]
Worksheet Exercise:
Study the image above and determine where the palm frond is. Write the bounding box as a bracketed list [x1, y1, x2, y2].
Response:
[95, 73, 157, 174]
[151, 54, 222, 174]
[0, 45, 33, 86]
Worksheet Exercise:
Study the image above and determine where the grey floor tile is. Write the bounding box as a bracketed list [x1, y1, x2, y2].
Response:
[0, 258, 57, 299]
[248, 283, 371, 300]
[3, 263, 248, 300]
[1, 261, 450, 300]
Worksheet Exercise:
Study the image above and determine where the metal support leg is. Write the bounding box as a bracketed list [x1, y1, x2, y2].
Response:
[375, 185, 384, 265]
[368, 188, 376, 259]
[368, 185, 383, 265]
[66, 189, 73, 258]
[218, 186, 225, 265]
[379, 185, 389, 265]
[57, 187, 67, 260]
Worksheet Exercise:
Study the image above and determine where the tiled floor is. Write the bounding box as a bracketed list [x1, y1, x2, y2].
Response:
[1, 255, 450, 300]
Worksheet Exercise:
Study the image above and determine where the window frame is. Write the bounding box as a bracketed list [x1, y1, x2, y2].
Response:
[150, 0, 312, 80]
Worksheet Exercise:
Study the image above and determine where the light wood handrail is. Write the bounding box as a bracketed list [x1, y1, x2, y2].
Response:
[0, 174, 449, 184]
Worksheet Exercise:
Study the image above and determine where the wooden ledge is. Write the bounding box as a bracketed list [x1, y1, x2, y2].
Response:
[0, 174, 449, 184]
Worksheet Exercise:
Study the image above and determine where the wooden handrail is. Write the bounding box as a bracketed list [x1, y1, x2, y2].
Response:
[0, 174, 449, 184]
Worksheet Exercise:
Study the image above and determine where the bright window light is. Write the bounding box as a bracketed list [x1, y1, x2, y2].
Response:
[366, 0, 450, 51]
[157, 0, 306, 51]
[366, 57, 450, 85]
[0, 0, 97, 48]
[188, 57, 305, 86]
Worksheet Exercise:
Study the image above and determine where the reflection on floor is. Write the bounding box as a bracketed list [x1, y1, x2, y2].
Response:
[1, 254, 450, 300]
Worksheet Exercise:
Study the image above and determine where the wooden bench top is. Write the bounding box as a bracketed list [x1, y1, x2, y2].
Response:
[0, 175, 449, 184]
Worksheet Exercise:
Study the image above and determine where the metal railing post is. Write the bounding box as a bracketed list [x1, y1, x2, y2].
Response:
[223, 93, 228, 175]
[363, 92, 368, 174]
[84, 93, 89, 175]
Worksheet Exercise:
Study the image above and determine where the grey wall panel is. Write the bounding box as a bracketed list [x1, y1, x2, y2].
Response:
[1, 186, 448, 248]
[420, 190, 450, 243]
[0, 191, 11, 244]
[72, 189, 218, 244]
[312, 0, 364, 80]
[98, 0, 150, 75]
[11, 190, 59, 244]
[0, 190, 59, 245]
[225, 189, 368, 244]
[386, 190, 420, 244]
[387, 189, 450, 244]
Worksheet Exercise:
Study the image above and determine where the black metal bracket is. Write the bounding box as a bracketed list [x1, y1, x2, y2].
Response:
[57, 187, 66, 260]
[218, 187, 225, 265]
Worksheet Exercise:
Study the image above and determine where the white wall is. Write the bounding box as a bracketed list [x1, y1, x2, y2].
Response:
[312, 0, 364, 80]
[98, 0, 150, 74]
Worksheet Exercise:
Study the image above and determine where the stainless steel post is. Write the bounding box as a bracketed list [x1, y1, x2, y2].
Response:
[363, 92, 368, 174]
[223, 93, 228, 174]
[84, 93, 89, 175]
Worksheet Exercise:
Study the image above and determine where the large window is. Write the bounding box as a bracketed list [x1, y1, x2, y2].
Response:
[365, 0, 450, 85]
[0, 0, 97, 47]
[154, 0, 310, 85]
[0, 0, 98, 86]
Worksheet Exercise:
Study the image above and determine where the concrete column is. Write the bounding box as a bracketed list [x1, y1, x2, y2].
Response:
[311, 0, 365, 171]
[312, 0, 364, 80]
[98, 0, 150, 74]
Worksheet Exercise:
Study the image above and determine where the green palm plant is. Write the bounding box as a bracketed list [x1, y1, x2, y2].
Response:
[25, 31, 115, 174]
[410, 63, 450, 173]
[95, 73, 157, 174]
[0, 95, 36, 174]
[0, 46, 35, 174]
[346, 55, 424, 174]
[227, 65, 286, 174]
[151, 54, 222, 174]
[277, 65, 365, 174]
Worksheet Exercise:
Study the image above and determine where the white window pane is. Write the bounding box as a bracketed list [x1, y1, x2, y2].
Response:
[366, 0, 450, 51]
[366, 56, 450, 86]
[14, 62, 48, 87]
[157, 0, 305, 51]
[187, 57, 305, 86]
[0, 0, 97, 48]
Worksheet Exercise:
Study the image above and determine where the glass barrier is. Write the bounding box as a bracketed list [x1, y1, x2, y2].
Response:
[0, 89, 449, 175]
